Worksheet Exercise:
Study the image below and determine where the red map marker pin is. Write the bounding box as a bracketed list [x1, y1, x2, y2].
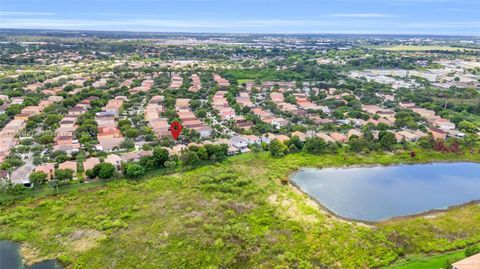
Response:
[170, 121, 182, 140]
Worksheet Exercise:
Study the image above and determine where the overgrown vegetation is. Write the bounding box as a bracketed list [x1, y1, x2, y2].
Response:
[1, 149, 480, 268]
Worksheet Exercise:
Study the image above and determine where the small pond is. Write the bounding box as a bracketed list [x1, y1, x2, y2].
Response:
[291, 162, 480, 222]
[0, 241, 62, 269]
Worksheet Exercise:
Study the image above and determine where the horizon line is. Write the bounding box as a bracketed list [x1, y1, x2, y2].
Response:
[1, 28, 479, 38]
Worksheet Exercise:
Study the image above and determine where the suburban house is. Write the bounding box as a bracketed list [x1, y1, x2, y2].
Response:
[315, 132, 336, 143]
[35, 163, 56, 181]
[83, 157, 100, 174]
[59, 161, 78, 175]
[291, 131, 307, 141]
[105, 154, 122, 170]
[329, 132, 348, 143]
[428, 127, 447, 140]
[230, 135, 249, 153]
[243, 135, 261, 145]
[347, 129, 363, 139]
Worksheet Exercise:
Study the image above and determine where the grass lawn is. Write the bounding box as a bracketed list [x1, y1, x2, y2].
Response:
[1, 149, 480, 268]
[237, 79, 254, 84]
[385, 250, 466, 269]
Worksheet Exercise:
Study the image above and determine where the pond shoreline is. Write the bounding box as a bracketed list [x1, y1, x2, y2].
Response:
[288, 161, 480, 225]
[0, 240, 61, 269]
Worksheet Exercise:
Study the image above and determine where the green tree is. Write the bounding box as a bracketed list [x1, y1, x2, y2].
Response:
[197, 146, 209, 160]
[180, 150, 200, 165]
[139, 156, 156, 170]
[44, 114, 62, 126]
[6, 104, 23, 117]
[75, 123, 97, 137]
[121, 139, 135, 149]
[303, 137, 327, 154]
[38, 134, 54, 145]
[92, 163, 116, 179]
[458, 120, 477, 133]
[124, 163, 145, 179]
[153, 147, 170, 167]
[269, 139, 288, 157]
[348, 137, 364, 153]
[205, 144, 228, 161]
[125, 128, 140, 139]
[49, 179, 60, 192]
[164, 160, 177, 171]
[29, 171, 48, 188]
[379, 131, 397, 151]
[288, 136, 304, 151]
[55, 169, 74, 181]
[418, 135, 435, 149]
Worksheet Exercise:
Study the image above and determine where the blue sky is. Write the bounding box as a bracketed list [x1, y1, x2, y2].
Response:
[1, 0, 479, 35]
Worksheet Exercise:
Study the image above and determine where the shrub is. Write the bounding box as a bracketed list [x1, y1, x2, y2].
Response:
[124, 163, 145, 179]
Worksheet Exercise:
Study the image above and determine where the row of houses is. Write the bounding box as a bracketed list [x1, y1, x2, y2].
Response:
[362, 103, 459, 140]
[92, 78, 107, 88]
[293, 93, 330, 113]
[398, 102, 458, 137]
[53, 97, 97, 153]
[213, 74, 230, 88]
[0, 96, 23, 115]
[236, 90, 289, 129]
[245, 81, 295, 92]
[145, 96, 170, 138]
[175, 98, 212, 138]
[236, 92, 254, 108]
[270, 91, 303, 115]
[212, 91, 254, 130]
[169, 73, 183, 89]
[129, 79, 154, 94]
[95, 96, 127, 151]
[361, 105, 396, 126]
[251, 107, 289, 129]
[189, 74, 201, 92]
[0, 96, 63, 163]
[213, 91, 237, 120]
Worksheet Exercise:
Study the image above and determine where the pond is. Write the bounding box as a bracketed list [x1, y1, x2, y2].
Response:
[0, 241, 62, 269]
[291, 162, 480, 222]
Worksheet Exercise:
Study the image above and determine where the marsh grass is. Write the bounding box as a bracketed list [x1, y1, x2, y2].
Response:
[1, 148, 480, 268]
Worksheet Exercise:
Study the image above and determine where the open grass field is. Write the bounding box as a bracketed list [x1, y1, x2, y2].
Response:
[1, 149, 480, 268]
[386, 250, 466, 269]
[237, 79, 254, 84]
[367, 45, 479, 52]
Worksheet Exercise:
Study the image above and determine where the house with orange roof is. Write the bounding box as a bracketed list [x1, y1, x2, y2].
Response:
[291, 131, 307, 141]
[316, 132, 336, 143]
[35, 163, 55, 181]
[428, 127, 447, 140]
[329, 132, 348, 143]
[83, 157, 100, 174]
[105, 154, 122, 170]
[347, 129, 363, 139]
[213, 74, 230, 87]
[59, 161, 77, 174]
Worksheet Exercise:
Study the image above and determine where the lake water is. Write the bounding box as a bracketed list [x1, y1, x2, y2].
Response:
[291, 162, 480, 222]
[0, 241, 62, 269]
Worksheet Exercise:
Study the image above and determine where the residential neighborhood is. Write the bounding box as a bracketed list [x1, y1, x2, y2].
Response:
[0, 28, 479, 269]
